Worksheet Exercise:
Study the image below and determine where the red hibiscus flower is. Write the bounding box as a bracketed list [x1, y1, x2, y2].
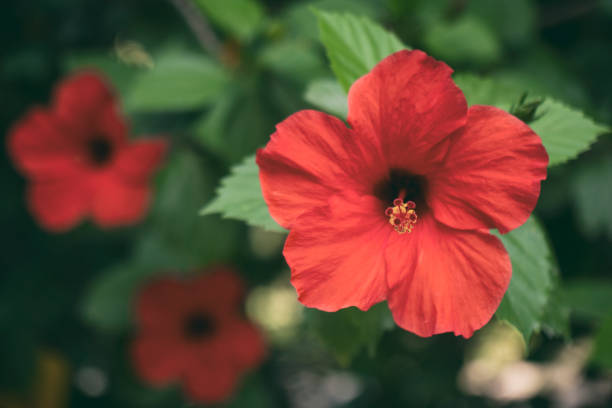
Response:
[7, 72, 167, 232]
[256, 50, 549, 338]
[131, 268, 266, 403]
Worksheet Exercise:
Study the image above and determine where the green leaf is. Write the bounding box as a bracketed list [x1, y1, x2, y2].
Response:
[124, 52, 229, 112]
[284, 0, 386, 42]
[529, 99, 608, 166]
[493, 50, 589, 107]
[63, 52, 139, 98]
[146, 150, 241, 267]
[258, 40, 326, 83]
[570, 157, 612, 239]
[304, 78, 348, 119]
[424, 15, 502, 66]
[453, 73, 523, 111]
[562, 279, 612, 321]
[306, 303, 393, 366]
[495, 216, 556, 342]
[540, 282, 571, 339]
[454, 74, 608, 166]
[315, 9, 407, 92]
[193, 82, 277, 164]
[81, 263, 162, 331]
[194, 0, 264, 41]
[592, 314, 612, 369]
[201, 155, 286, 233]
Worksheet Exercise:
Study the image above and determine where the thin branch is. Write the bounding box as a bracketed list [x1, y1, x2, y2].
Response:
[168, 0, 221, 56]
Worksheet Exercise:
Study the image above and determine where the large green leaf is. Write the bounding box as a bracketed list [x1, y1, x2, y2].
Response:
[495, 216, 556, 342]
[201, 155, 286, 233]
[453, 73, 522, 111]
[529, 100, 608, 166]
[423, 15, 502, 66]
[455, 74, 608, 166]
[194, 0, 264, 42]
[306, 303, 393, 366]
[193, 82, 278, 164]
[146, 150, 241, 267]
[284, 0, 386, 42]
[304, 78, 348, 119]
[539, 284, 571, 340]
[315, 9, 407, 92]
[258, 40, 326, 83]
[124, 52, 229, 112]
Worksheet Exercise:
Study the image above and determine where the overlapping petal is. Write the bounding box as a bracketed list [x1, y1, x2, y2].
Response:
[183, 361, 238, 403]
[256, 110, 385, 229]
[385, 215, 511, 337]
[53, 72, 115, 134]
[222, 320, 266, 369]
[93, 102, 129, 147]
[112, 139, 167, 183]
[190, 268, 245, 313]
[131, 336, 187, 385]
[27, 180, 89, 232]
[91, 177, 150, 227]
[428, 106, 549, 233]
[347, 50, 467, 172]
[8, 108, 80, 180]
[135, 278, 190, 331]
[284, 194, 390, 312]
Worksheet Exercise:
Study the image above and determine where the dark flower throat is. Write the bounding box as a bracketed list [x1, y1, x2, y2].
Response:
[374, 169, 428, 211]
[184, 312, 216, 340]
[87, 136, 113, 165]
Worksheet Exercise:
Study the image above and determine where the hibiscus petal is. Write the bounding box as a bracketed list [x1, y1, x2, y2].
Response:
[90, 177, 150, 227]
[222, 320, 266, 370]
[190, 268, 245, 313]
[53, 72, 114, 130]
[183, 360, 238, 403]
[27, 180, 89, 232]
[385, 215, 511, 338]
[256, 110, 386, 229]
[284, 194, 390, 311]
[428, 105, 548, 234]
[111, 139, 167, 183]
[135, 278, 190, 331]
[8, 108, 80, 180]
[131, 335, 187, 386]
[94, 102, 129, 147]
[347, 50, 467, 172]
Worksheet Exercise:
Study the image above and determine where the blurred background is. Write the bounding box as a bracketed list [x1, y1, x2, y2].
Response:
[1, 0, 612, 407]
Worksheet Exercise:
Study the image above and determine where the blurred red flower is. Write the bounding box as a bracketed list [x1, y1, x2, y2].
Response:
[7, 72, 167, 231]
[256, 50, 549, 338]
[131, 268, 266, 403]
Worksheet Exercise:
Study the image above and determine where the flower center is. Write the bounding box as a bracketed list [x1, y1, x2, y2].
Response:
[87, 136, 113, 165]
[184, 312, 216, 340]
[374, 169, 428, 234]
[385, 198, 418, 234]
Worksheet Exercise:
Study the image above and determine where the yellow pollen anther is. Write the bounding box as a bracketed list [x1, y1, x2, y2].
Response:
[385, 199, 417, 234]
